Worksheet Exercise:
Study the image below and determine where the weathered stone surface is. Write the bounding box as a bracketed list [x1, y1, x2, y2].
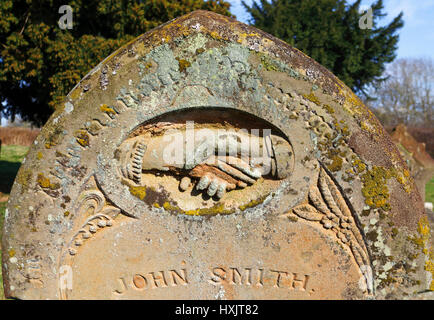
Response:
[2, 11, 432, 300]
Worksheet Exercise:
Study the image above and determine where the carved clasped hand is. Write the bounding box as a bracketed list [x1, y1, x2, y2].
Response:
[118, 128, 293, 199]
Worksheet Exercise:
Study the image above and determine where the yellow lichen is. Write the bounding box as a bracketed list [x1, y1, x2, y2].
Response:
[410, 216, 434, 290]
[37, 152, 43, 160]
[304, 92, 321, 106]
[37, 173, 60, 190]
[195, 48, 205, 55]
[209, 31, 222, 40]
[327, 155, 343, 172]
[238, 195, 267, 211]
[8, 249, 15, 258]
[129, 186, 147, 201]
[16, 169, 33, 192]
[100, 104, 116, 115]
[361, 166, 391, 210]
[176, 58, 191, 72]
[161, 201, 233, 216]
[74, 130, 90, 147]
[69, 88, 81, 100]
[323, 104, 335, 114]
[237, 32, 260, 44]
[352, 159, 366, 174]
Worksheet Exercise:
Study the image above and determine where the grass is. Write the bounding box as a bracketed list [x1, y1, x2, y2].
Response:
[0, 145, 29, 300]
[427, 177, 434, 204]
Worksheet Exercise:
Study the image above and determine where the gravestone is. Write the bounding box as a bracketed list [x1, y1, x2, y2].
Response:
[2, 11, 432, 300]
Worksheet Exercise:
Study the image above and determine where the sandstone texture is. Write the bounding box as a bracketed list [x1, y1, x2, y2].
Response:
[2, 11, 432, 300]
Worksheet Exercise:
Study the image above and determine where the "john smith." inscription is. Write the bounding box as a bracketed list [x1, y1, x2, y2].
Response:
[113, 265, 311, 296]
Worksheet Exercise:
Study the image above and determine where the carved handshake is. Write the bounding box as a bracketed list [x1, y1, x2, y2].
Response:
[119, 127, 293, 199]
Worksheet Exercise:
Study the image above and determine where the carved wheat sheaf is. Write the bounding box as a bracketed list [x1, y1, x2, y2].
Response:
[67, 188, 120, 256]
[290, 167, 373, 295]
[59, 177, 122, 299]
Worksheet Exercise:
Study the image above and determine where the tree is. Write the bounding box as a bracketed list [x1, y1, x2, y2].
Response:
[242, 0, 403, 96]
[366, 57, 434, 128]
[0, 0, 232, 126]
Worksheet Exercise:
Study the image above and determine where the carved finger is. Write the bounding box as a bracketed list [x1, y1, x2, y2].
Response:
[216, 182, 227, 199]
[196, 175, 211, 190]
[207, 179, 219, 197]
[225, 156, 262, 179]
[216, 159, 257, 184]
[237, 181, 247, 188]
[179, 176, 191, 191]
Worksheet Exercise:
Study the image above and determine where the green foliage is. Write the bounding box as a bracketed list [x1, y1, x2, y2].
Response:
[242, 0, 403, 95]
[0, 145, 28, 195]
[0, 0, 232, 126]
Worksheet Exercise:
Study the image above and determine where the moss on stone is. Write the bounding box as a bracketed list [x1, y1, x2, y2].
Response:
[43, 125, 64, 149]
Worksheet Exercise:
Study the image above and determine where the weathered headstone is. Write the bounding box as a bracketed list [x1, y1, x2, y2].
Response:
[2, 11, 432, 300]
[390, 124, 434, 204]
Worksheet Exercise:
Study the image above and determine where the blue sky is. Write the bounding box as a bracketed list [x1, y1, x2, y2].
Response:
[229, 0, 434, 59]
